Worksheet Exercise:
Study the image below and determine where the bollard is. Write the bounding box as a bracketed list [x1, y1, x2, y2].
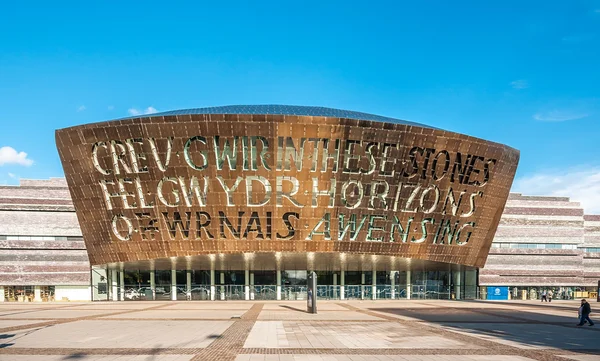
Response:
[307, 271, 317, 314]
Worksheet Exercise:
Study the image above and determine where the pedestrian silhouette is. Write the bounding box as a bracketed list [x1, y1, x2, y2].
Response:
[577, 299, 595, 327]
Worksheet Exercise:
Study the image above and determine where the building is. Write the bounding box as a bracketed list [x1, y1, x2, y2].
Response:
[2, 179, 597, 302]
[0, 106, 596, 302]
[481, 193, 600, 300]
[0, 178, 92, 301]
[54, 105, 519, 301]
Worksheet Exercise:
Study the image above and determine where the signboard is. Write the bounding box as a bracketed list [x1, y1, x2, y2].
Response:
[486, 286, 509, 300]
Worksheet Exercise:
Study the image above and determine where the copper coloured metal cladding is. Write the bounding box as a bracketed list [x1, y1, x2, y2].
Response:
[55, 111, 519, 268]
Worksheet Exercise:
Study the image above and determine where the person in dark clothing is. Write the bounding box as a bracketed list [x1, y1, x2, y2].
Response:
[577, 299, 594, 326]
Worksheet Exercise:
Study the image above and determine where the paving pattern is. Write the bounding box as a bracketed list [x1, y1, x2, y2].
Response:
[0, 300, 597, 361]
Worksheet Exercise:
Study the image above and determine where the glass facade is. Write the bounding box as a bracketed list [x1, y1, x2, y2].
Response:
[94, 267, 479, 301]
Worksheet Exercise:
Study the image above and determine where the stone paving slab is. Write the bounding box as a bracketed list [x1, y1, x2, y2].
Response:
[0, 309, 116, 319]
[484, 309, 582, 324]
[441, 322, 600, 350]
[235, 355, 537, 360]
[0, 356, 194, 361]
[0, 320, 233, 349]
[165, 302, 253, 310]
[0, 319, 56, 328]
[262, 303, 348, 311]
[0, 300, 599, 361]
[364, 307, 515, 323]
[258, 310, 383, 321]
[350, 301, 437, 309]
[244, 321, 475, 349]
[66, 302, 161, 310]
[101, 309, 246, 319]
[0, 303, 80, 309]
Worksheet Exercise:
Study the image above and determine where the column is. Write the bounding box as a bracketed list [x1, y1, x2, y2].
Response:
[210, 268, 215, 301]
[250, 272, 255, 300]
[106, 269, 110, 300]
[186, 270, 192, 300]
[390, 271, 396, 299]
[111, 270, 118, 301]
[244, 269, 250, 301]
[406, 270, 411, 300]
[150, 270, 156, 300]
[454, 270, 462, 300]
[34, 286, 42, 302]
[361, 272, 365, 300]
[171, 269, 177, 301]
[340, 270, 345, 300]
[105, 266, 110, 301]
[276, 269, 282, 301]
[0, 286, 4, 302]
[465, 269, 477, 299]
[333, 273, 338, 299]
[119, 271, 125, 301]
[372, 270, 376, 300]
[220, 272, 225, 300]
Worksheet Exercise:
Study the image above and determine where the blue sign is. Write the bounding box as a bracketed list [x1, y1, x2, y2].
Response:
[487, 286, 509, 300]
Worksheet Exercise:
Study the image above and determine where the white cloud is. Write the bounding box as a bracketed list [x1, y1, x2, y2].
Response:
[533, 110, 589, 122]
[77, 105, 86, 112]
[7, 172, 15, 178]
[0, 146, 34, 166]
[128, 106, 158, 116]
[510, 80, 529, 89]
[108, 105, 115, 110]
[513, 167, 600, 213]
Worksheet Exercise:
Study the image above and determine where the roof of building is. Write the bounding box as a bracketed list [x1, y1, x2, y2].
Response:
[122, 105, 435, 129]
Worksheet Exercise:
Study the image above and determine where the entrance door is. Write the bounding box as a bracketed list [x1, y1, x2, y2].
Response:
[412, 285, 425, 299]
[215, 285, 244, 300]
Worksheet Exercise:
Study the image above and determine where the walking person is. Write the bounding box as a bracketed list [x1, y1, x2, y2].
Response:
[548, 290, 553, 303]
[577, 299, 595, 327]
[541, 290, 547, 302]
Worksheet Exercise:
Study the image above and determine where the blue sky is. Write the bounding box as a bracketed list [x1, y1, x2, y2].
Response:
[1, 1, 600, 210]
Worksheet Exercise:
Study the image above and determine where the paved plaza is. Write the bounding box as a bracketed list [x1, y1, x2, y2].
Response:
[0, 300, 598, 361]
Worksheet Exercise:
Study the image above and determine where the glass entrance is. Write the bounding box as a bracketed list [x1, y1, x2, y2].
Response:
[412, 285, 426, 299]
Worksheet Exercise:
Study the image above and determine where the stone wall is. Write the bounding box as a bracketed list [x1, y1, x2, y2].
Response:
[480, 193, 598, 287]
[0, 179, 90, 286]
[583, 215, 600, 285]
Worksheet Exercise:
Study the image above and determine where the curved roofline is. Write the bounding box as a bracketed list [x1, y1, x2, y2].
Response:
[57, 104, 519, 151]
[116, 104, 439, 130]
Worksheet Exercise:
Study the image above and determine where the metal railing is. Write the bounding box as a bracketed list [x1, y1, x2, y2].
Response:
[316, 285, 341, 299]
[214, 285, 245, 300]
[113, 284, 443, 301]
[251, 285, 277, 300]
[282, 285, 307, 300]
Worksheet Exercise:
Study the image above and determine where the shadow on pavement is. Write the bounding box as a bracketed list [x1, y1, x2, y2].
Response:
[62, 353, 87, 359]
[279, 304, 308, 313]
[370, 305, 600, 354]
